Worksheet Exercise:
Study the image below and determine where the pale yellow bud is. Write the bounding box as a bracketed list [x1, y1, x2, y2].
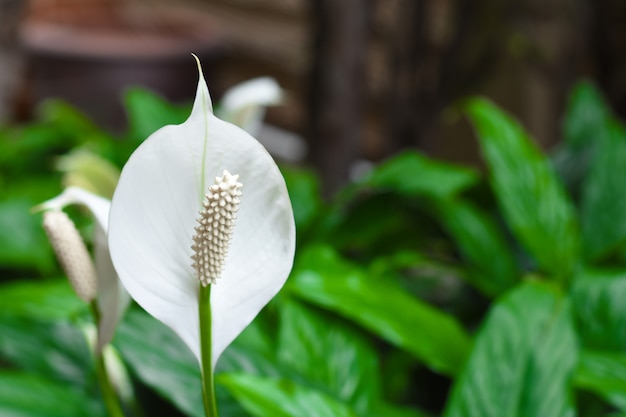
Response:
[42, 210, 98, 302]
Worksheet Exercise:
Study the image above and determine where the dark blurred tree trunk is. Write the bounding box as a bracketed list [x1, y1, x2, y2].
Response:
[0, 0, 25, 123]
[306, 0, 371, 195]
[591, 0, 626, 120]
[384, 0, 507, 155]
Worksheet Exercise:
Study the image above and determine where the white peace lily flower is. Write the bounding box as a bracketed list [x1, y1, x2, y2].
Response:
[216, 76, 283, 136]
[37, 186, 130, 352]
[107, 58, 296, 376]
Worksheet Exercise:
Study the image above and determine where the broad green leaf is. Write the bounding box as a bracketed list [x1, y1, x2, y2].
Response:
[364, 151, 479, 199]
[466, 98, 579, 279]
[553, 81, 611, 196]
[366, 403, 430, 417]
[318, 193, 427, 255]
[0, 200, 56, 273]
[219, 373, 358, 417]
[434, 199, 518, 296]
[123, 87, 190, 142]
[113, 308, 204, 417]
[288, 246, 471, 375]
[571, 268, 626, 350]
[0, 315, 93, 386]
[444, 281, 577, 417]
[0, 279, 85, 320]
[279, 165, 323, 235]
[564, 80, 611, 149]
[580, 119, 626, 260]
[575, 350, 626, 411]
[0, 371, 105, 417]
[277, 300, 379, 412]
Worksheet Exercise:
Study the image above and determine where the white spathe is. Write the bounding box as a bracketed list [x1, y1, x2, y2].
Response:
[37, 186, 129, 351]
[217, 77, 282, 136]
[108, 60, 296, 367]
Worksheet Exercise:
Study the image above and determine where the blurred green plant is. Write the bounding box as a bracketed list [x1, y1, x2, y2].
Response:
[1, 79, 626, 417]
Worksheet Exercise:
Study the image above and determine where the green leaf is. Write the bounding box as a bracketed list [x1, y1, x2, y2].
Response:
[434, 199, 518, 296]
[288, 245, 471, 376]
[219, 373, 358, 417]
[580, 119, 626, 260]
[123, 88, 190, 143]
[277, 300, 379, 411]
[575, 350, 626, 411]
[279, 165, 323, 235]
[0, 315, 93, 386]
[0, 200, 56, 273]
[364, 151, 479, 199]
[564, 80, 611, 149]
[571, 268, 626, 350]
[552, 81, 611, 196]
[443, 281, 577, 417]
[0, 279, 85, 320]
[466, 98, 579, 279]
[0, 371, 105, 417]
[113, 308, 204, 417]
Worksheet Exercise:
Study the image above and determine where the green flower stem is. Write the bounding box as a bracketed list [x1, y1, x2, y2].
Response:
[89, 303, 125, 417]
[199, 285, 219, 417]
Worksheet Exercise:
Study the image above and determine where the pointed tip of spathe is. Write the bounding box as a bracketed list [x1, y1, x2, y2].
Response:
[191, 53, 204, 79]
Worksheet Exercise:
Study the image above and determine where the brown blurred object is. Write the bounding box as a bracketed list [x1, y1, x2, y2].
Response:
[0, 0, 26, 123]
[21, 0, 224, 131]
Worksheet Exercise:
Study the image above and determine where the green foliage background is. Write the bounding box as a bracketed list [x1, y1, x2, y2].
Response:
[1, 81, 626, 417]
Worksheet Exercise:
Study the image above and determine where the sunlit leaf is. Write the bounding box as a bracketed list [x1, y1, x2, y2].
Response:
[0, 371, 105, 417]
[288, 245, 471, 375]
[277, 300, 379, 412]
[571, 268, 626, 350]
[219, 373, 358, 417]
[580, 119, 626, 260]
[466, 98, 579, 279]
[575, 350, 626, 412]
[0, 279, 85, 320]
[444, 280, 577, 417]
[123, 87, 190, 143]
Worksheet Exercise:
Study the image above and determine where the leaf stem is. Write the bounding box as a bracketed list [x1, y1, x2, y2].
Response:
[199, 285, 219, 417]
[90, 303, 126, 417]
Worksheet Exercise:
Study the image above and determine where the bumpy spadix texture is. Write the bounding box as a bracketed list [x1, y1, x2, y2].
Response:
[108, 60, 296, 366]
[192, 170, 243, 286]
[38, 187, 129, 352]
[43, 210, 98, 302]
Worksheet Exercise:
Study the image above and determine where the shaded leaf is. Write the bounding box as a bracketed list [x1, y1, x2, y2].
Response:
[552, 81, 611, 196]
[364, 151, 479, 199]
[0, 315, 92, 386]
[434, 199, 517, 296]
[444, 281, 577, 417]
[113, 308, 204, 417]
[466, 98, 579, 279]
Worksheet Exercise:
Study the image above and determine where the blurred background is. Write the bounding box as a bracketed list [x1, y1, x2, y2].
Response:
[3, 2, 626, 416]
[1, 0, 626, 193]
